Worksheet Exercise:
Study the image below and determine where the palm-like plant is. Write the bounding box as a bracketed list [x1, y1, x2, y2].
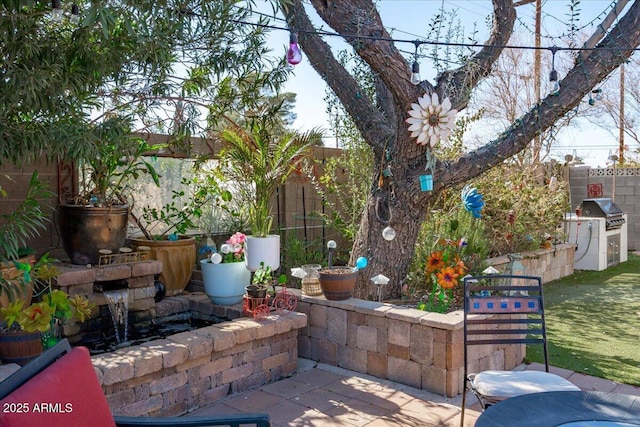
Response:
[219, 118, 322, 237]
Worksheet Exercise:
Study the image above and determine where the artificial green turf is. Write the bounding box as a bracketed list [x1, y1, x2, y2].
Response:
[526, 253, 640, 386]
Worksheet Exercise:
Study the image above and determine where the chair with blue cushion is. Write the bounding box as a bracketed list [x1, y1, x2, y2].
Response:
[459, 275, 580, 426]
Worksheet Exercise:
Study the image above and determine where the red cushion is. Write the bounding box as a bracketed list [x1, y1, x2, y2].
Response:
[0, 346, 115, 427]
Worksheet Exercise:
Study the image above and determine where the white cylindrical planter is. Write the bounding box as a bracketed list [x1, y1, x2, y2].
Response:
[244, 235, 280, 272]
[200, 260, 250, 305]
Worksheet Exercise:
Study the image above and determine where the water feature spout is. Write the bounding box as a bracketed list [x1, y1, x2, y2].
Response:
[104, 289, 129, 344]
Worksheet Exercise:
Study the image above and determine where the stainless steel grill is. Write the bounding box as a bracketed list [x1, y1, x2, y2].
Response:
[580, 198, 626, 230]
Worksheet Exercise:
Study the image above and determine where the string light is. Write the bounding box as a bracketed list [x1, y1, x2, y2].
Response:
[592, 88, 603, 101]
[225, 15, 640, 85]
[548, 46, 560, 96]
[231, 17, 640, 55]
[286, 32, 302, 67]
[410, 41, 421, 85]
[51, 0, 62, 21]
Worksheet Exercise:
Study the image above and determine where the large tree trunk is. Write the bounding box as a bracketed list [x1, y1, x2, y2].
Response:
[281, 0, 640, 299]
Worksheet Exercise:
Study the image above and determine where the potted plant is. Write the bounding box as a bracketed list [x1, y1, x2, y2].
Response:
[317, 251, 368, 301]
[1, 171, 53, 309]
[219, 117, 322, 271]
[129, 173, 229, 296]
[246, 261, 273, 299]
[57, 119, 162, 265]
[0, 256, 94, 365]
[199, 232, 250, 306]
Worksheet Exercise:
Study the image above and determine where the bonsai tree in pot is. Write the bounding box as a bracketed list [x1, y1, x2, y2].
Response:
[219, 116, 322, 272]
[1, 171, 53, 308]
[200, 232, 250, 306]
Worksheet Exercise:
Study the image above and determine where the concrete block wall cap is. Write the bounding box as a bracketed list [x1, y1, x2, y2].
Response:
[92, 353, 136, 385]
[95, 263, 132, 281]
[385, 306, 429, 323]
[352, 299, 394, 316]
[193, 325, 237, 350]
[131, 260, 163, 276]
[267, 314, 293, 335]
[212, 320, 258, 344]
[55, 267, 97, 286]
[253, 318, 277, 339]
[286, 311, 308, 330]
[167, 331, 214, 359]
[418, 311, 464, 330]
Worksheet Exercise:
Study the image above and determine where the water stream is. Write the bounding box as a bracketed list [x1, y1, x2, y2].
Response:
[104, 289, 129, 344]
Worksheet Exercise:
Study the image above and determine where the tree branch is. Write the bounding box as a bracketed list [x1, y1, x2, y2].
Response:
[437, 0, 516, 110]
[280, 0, 395, 150]
[434, 1, 640, 189]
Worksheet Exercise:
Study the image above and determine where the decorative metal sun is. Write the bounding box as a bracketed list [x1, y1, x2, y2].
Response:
[405, 92, 458, 147]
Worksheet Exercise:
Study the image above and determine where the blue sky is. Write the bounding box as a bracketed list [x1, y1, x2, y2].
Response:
[261, 1, 626, 167]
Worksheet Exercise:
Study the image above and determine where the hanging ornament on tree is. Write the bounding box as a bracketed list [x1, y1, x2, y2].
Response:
[405, 92, 458, 147]
[461, 185, 485, 219]
[382, 225, 396, 241]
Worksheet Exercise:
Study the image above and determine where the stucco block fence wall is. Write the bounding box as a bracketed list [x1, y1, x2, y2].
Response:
[296, 243, 575, 398]
[568, 165, 640, 251]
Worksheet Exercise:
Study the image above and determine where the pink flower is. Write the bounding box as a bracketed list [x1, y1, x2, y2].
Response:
[226, 232, 245, 246]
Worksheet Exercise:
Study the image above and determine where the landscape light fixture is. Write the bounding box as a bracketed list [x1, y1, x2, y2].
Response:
[286, 32, 302, 67]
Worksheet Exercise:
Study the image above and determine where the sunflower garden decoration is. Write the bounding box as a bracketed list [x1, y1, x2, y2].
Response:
[405, 92, 458, 148]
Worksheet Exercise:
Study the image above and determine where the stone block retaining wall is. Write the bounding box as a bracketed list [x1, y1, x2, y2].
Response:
[486, 243, 575, 283]
[90, 294, 307, 417]
[296, 244, 575, 398]
[54, 260, 163, 341]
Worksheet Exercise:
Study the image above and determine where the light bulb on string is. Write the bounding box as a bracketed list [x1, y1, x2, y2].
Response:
[51, 0, 62, 21]
[592, 88, 603, 101]
[70, 4, 80, 23]
[410, 61, 421, 85]
[548, 46, 560, 96]
[286, 32, 302, 67]
[410, 41, 421, 85]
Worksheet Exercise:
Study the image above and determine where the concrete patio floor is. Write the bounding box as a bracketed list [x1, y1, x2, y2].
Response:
[188, 358, 640, 426]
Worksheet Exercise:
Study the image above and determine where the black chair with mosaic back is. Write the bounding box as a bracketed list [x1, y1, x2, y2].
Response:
[459, 274, 580, 426]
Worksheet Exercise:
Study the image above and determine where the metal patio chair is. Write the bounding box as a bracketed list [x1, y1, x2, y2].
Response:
[459, 275, 580, 427]
[0, 339, 270, 427]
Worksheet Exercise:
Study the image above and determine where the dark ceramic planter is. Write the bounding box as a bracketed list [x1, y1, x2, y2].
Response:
[57, 203, 129, 265]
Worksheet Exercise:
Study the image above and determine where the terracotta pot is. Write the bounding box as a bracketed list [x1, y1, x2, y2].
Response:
[318, 267, 359, 301]
[57, 203, 129, 265]
[0, 331, 43, 366]
[201, 260, 250, 305]
[130, 236, 196, 296]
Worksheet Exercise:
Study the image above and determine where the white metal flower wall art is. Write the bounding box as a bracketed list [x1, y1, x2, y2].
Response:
[406, 92, 458, 147]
